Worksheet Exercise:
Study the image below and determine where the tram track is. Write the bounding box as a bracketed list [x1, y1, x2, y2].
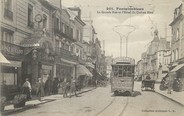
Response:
[118, 97, 129, 116]
[95, 95, 130, 116]
[95, 96, 116, 116]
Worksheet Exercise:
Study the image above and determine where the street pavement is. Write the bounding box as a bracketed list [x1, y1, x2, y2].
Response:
[2, 87, 96, 115]
[154, 83, 184, 106]
[3, 82, 184, 116]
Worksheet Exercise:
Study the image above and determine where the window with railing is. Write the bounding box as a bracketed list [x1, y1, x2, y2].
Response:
[1, 30, 14, 43]
[4, 0, 13, 20]
[28, 4, 34, 28]
[77, 30, 80, 41]
[62, 22, 65, 33]
[66, 26, 69, 36]
[70, 28, 73, 38]
[56, 17, 60, 30]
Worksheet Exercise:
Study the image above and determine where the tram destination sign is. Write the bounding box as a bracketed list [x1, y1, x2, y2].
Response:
[112, 57, 135, 65]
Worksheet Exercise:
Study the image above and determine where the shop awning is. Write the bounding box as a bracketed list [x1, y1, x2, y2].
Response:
[162, 73, 168, 78]
[86, 62, 95, 69]
[170, 63, 184, 72]
[0, 52, 10, 63]
[77, 65, 93, 77]
[162, 65, 169, 71]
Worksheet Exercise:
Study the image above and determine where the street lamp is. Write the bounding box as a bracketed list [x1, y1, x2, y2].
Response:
[113, 25, 136, 57]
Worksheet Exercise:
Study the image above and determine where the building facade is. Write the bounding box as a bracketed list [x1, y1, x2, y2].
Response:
[1, 0, 56, 96]
[169, 3, 184, 91]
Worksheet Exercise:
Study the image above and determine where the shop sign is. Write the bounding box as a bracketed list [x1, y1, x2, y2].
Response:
[2, 42, 23, 56]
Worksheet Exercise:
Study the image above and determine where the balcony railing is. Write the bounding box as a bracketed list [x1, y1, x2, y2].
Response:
[1, 41, 24, 57]
[28, 21, 34, 28]
[55, 47, 78, 62]
[4, 8, 13, 20]
[54, 28, 76, 42]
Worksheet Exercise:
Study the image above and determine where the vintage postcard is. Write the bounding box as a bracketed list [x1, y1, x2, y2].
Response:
[0, 0, 184, 116]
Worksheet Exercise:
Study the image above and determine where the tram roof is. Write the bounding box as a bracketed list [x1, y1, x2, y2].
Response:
[112, 57, 135, 65]
[111, 63, 135, 66]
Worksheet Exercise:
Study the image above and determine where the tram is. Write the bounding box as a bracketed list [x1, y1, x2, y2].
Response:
[111, 57, 135, 96]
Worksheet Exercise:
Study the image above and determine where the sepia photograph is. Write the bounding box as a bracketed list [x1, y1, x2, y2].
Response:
[0, 0, 184, 116]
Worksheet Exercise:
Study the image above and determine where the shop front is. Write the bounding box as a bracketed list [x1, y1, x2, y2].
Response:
[1, 41, 24, 100]
[55, 57, 77, 82]
[168, 63, 184, 92]
[21, 36, 55, 93]
[77, 64, 92, 88]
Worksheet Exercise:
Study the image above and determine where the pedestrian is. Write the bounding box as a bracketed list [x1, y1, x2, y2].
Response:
[1, 80, 8, 98]
[69, 78, 78, 98]
[62, 78, 69, 98]
[44, 77, 52, 96]
[52, 77, 60, 94]
[36, 78, 42, 101]
[146, 74, 151, 80]
[22, 78, 32, 100]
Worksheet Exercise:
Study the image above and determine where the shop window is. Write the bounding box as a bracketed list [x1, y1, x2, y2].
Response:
[1, 66, 17, 85]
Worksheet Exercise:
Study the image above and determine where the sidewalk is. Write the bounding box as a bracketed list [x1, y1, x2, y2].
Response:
[154, 83, 184, 107]
[2, 87, 96, 115]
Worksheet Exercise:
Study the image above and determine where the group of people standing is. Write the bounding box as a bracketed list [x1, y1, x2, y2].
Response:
[21, 77, 78, 101]
[62, 78, 78, 98]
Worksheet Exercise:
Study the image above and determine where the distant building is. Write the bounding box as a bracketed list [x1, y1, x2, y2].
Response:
[136, 60, 143, 80]
[105, 55, 113, 78]
[139, 29, 171, 82]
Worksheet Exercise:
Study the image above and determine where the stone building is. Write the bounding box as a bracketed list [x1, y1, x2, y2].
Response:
[136, 60, 143, 81]
[1, 0, 56, 96]
[169, 3, 184, 91]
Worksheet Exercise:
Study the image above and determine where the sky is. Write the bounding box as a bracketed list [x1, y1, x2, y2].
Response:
[50, 0, 183, 62]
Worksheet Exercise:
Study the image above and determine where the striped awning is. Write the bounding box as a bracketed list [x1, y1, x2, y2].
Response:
[85, 62, 95, 69]
[0, 52, 10, 63]
[77, 65, 92, 77]
[170, 63, 184, 72]
[162, 73, 168, 78]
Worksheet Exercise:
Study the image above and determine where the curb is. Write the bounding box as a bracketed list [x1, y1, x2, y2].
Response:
[78, 87, 96, 95]
[1, 87, 96, 116]
[155, 91, 184, 107]
[1, 99, 55, 116]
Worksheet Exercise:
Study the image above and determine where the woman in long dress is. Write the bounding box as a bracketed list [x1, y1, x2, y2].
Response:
[22, 78, 32, 100]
